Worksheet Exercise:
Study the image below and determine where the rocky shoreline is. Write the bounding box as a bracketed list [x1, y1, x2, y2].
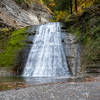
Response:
[0, 80, 100, 100]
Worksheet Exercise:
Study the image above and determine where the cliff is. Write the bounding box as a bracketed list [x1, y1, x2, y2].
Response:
[0, 0, 52, 28]
[0, 0, 52, 75]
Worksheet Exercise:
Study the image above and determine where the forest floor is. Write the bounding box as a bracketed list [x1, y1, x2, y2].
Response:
[0, 75, 100, 100]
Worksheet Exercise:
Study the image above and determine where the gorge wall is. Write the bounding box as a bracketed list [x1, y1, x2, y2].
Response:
[0, 0, 52, 76]
[0, 0, 79, 76]
[0, 0, 52, 28]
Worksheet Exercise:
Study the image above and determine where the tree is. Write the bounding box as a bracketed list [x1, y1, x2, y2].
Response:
[70, 0, 73, 14]
[75, 0, 77, 13]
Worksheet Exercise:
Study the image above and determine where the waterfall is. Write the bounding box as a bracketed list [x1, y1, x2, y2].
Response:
[23, 22, 70, 77]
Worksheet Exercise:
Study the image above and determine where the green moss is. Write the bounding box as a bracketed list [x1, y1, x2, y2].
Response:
[0, 28, 13, 54]
[0, 27, 27, 68]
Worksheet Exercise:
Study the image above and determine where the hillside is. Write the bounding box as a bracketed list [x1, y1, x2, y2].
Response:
[66, 3, 100, 72]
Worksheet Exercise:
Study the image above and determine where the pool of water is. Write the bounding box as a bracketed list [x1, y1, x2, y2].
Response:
[0, 76, 74, 85]
[1, 73, 100, 85]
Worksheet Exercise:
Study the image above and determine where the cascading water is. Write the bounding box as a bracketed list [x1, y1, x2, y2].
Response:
[23, 22, 70, 77]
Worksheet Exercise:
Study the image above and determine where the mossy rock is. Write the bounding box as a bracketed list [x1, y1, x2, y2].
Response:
[0, 27, 27, 68]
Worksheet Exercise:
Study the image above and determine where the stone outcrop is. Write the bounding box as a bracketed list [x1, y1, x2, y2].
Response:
[61, 30, 80, 75]
[0, 0, 52, 28]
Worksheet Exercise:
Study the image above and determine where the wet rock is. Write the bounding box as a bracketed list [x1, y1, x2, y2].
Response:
[25, 35, 34, 44]
[27, 25, 39, 35]
[62, 32, 80, 75]
[25, 40, 33, 44]
[86, 65, 100, 73]
[14, 26, 38, 75]
[14, 44, 32, 75]
[0, 68, 14, 77]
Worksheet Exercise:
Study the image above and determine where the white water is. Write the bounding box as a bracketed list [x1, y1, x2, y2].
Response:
[23, 22, 70, 77]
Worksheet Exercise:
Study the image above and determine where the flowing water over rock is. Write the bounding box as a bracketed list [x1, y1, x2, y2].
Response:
[23, 22, 70, 77]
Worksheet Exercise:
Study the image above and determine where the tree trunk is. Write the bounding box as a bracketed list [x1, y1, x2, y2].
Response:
[75, 0, 77, 13]
[70, 0, 73, 14]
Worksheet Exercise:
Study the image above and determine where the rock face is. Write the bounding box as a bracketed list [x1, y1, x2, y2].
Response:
[0, 68, 14, 77]
[64, 33, 80, 75]
[61, 30, 80, 75]
[0, 0, 52, 27]
[14, 25, 38, 75]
